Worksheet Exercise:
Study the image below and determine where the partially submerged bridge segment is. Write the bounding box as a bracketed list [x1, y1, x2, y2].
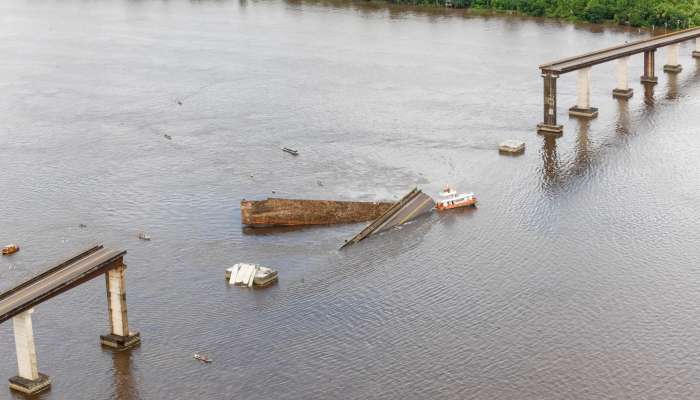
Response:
[0, 245, 139, 394]
[537, 28, 700, 135]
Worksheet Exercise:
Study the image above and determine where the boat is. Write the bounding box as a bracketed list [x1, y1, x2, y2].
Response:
[193, 353, 212, 363]
[282, 147, 299, 156]
[226, 263, 278, 287]
[435, 186, 477, 211]
[2, 244, 20, 255]
[137, 232, 151, 241]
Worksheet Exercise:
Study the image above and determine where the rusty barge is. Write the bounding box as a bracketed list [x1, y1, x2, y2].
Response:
[241, 198, 394, 227]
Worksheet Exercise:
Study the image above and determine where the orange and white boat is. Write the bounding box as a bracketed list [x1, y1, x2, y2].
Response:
[436, 186, 477, 211]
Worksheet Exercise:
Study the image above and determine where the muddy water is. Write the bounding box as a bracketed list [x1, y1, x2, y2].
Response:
[1, 1, 700, 399]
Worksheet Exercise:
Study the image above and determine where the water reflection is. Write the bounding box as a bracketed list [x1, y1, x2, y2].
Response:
[642, 82, 655, 106]
[109, 349, 140, 400]
[614, 98, 631, 136]
[540, 135, 560, 190]
[665, 73, 679, 100]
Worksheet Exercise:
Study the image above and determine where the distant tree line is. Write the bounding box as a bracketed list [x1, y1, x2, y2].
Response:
[384, 0, 700, 27]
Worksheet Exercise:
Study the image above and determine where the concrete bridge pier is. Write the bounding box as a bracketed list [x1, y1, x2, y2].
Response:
[663, 43, 682, 73]
[641, 50, 658, 84]
[693, 38, 700, 58]
[613, 56, 634, 99]
[9, 309, 51, 395]
[537, 72, 563, 136]
[569, 67, 598, 118]
[100, 263, 140, 350]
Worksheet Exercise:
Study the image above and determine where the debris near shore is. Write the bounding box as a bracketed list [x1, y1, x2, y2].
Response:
[241, 198, 394, 227]
[341, 188, 435, 248]
[499, 140, 525, 155]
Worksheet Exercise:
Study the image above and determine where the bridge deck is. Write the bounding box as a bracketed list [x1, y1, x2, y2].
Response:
[540, 27, 700, 74]
[0, 246, 125, 324]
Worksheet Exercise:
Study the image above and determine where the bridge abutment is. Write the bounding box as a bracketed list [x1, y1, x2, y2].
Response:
[100, 263, 140, 350]
[663, 43, 682, 73]
[641, 50, 658, 84]
[569, 67, 598, 118]
[693, 38, 700, 58]
[9, 309, 51, 395]
[613, 56, 633, 99]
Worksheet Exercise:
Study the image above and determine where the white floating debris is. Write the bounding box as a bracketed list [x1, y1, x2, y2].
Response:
[193, 353, 212, 363]
[137, 232, 151, 241]
[226, 263, 278, 287]
[499, 140, 525, 155]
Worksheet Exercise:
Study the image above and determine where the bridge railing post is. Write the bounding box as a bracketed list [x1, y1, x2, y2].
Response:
[100, 261, 140, 350]
[663, 43, 682, 73]
[9, 309, 51, 395]
[537, 72, 563, 136]
[613, 56, 633, 99]
[569, 67, 598, 118]
[641, 50, 658, 84]
[693, 38, 700, 58]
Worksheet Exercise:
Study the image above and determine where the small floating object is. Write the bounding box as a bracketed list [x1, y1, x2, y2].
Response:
[436, 185, 477, 211]
[79, 223, 87, 228]
[498, 140, 525, 155]
[282, 147, 299, 156]
[193, 353, 212, 363]
[137, 232, 151, 241]
[226, 263, 278, 287]
[2, 244, 20, 255]
[177, 100, 183, 106]
[164, 134, 172, 140]
[317, 180, 324, 187]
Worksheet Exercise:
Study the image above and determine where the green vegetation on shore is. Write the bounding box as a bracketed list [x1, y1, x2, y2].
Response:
[384, 0, 700, 27]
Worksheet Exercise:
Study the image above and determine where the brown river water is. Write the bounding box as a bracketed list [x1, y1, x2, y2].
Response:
[1, 1, 700, 399]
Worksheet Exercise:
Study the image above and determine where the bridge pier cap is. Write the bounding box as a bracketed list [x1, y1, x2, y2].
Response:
[536, 72, 563, 136]
[569, 67, 598, 118]
[9, 309, 51, 395]
[100, 262, 140, 350]
[663, 43, 682, 73]
[613, 56, 633, 99]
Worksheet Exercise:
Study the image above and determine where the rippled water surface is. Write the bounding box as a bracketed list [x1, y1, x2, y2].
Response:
[1, 1, 700, 399]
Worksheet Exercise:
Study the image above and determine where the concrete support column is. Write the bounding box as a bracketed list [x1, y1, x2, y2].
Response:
[100, 263, 140, 350]
[613, 56, 633, 99]
[569, 67, 598, 118]
[663, 43, 682, 73]
[537, 72, 563, 136]
[641, 50, 658, 84]
[693, 38, 700, 58]
[8, 309, 51, 394]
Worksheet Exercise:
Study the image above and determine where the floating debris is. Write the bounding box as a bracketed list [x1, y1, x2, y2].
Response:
[164, 134, 172, 140]
[341, 188, 435, 248]
[435, 185, 477, 211]
[2, 244, 20, 255]
[79, 223, 87, 228]
[282, 147, 299, 156]
[177, 100, 183, 106]
[499, 140, 525, 155]
[137, 232, 151, 241]
[226, 263, 278, 287]
[193, 353, 212, 363]
[317, 180, 324, 187]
